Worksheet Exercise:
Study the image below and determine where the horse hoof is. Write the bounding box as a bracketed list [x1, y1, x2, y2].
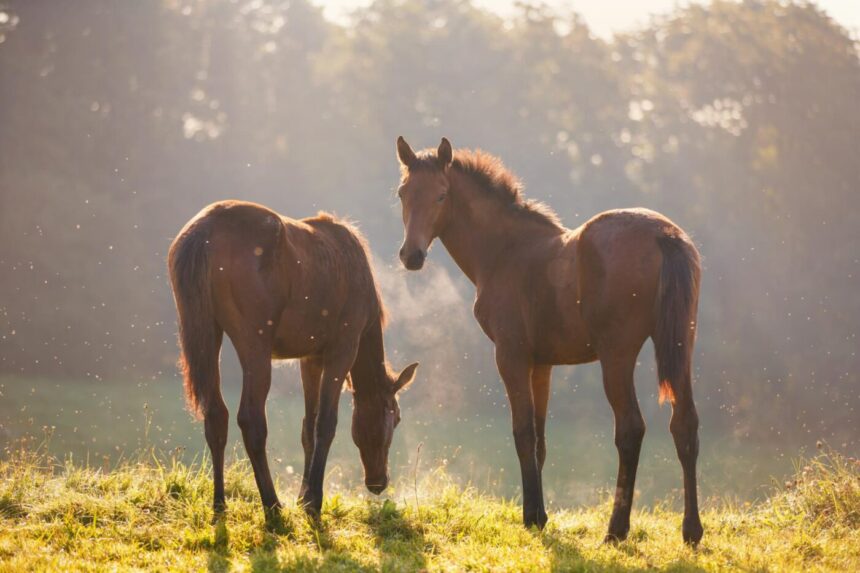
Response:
[682, 516, 704, 546]
[605, 515, 630, 543]
[524, 508, 548, 530]
[603, 526, 631, 544]
[300, 495, 322, 519]
[264, 509, 289, 534]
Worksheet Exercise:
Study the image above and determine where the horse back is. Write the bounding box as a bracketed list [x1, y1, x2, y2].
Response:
[498, 208, 690, 364]
[193, 201, 381, 359]
[279, 215, 384, 357]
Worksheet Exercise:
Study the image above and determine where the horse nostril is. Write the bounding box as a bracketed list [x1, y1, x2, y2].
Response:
[404, 250, 425, 270]
[366, 477, 389, 495]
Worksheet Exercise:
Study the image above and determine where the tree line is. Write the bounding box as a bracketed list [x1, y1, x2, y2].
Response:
[0, 0, 857, 446]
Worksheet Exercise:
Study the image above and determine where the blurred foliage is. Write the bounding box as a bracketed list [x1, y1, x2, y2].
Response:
[0, 0, 857, 449]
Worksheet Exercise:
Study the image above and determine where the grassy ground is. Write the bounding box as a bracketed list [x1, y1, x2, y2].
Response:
[0, 445, 857, 572]
[0, 375, 805, 508]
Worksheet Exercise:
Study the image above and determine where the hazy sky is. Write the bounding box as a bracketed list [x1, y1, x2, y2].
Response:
[321, 0, 860, 38]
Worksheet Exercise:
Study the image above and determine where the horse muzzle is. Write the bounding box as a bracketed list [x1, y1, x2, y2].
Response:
[399, 247, 426, 270]
[365, 476, 389, 495]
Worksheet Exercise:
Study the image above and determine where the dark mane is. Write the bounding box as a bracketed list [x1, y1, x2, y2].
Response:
[409, 148, 563, 229]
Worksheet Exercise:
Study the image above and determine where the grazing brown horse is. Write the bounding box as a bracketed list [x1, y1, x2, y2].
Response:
[168, 200, 418, 518]
[393, 137, 703, 544]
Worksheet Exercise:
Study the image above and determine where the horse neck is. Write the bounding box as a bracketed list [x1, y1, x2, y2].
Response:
[439, 170, 560, 286]
[349, 318, 389, 398]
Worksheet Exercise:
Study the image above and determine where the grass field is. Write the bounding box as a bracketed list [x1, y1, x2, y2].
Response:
[0, 444, 857, 572]
[0, 375, 801, 509]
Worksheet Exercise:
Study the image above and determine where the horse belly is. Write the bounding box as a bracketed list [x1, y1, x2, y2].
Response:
[271, 306, 334, 358]
[532, 252, 597, 365]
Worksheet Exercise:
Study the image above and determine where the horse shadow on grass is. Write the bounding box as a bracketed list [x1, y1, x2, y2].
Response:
[539, 525, 707, 573]
[205, 506, 705, 572]
[206, 502, 427, 572]
[206, 510, 302, 573]
[206, 515, 231, 573]
[363, 500, 429, 571]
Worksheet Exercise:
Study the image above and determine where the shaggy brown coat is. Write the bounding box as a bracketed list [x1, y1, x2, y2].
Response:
[168, 201, 418, 517]
[395, 137, 702, 544]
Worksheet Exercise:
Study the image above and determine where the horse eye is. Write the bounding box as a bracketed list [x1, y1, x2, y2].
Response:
[437, 193, 447, 203]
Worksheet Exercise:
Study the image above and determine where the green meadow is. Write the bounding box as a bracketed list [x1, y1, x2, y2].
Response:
[1, 376, 858, 571]
[0, 443, 857, 572]
[0, 375, 800, 508]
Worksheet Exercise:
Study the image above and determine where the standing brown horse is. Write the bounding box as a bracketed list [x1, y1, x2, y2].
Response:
[168, 200, 418, 518]
[393, 137, 703, 544]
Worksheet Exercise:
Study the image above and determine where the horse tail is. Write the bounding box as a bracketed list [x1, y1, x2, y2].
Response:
[168, 217, 221, 420]
[653, 232, 701, 406]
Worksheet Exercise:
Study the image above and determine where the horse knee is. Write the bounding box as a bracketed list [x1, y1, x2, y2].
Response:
[313, 405, 338, 444]
[301, 417, 314, 452]
[512, 424, 537, 459]
[315, 422, 336, 445]
[245, 427, 268, 455]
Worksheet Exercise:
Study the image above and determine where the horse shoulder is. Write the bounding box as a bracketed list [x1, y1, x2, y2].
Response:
[473, 239, 557, 346]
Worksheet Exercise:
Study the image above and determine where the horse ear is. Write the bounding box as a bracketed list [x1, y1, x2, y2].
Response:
[393, 362, 419, 393]
[397, 136, 418, 168]
[437, 137, 453, 167]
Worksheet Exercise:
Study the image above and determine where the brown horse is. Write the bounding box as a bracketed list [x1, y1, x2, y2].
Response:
[393, 137, 703, 544]
[168, 200, 418, 518]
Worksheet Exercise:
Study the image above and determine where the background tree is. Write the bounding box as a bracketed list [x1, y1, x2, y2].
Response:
[0, 0, 857, 452]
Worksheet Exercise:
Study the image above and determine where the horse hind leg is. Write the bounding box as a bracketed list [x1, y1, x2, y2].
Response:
[202, 329, 229, 514]
[669, 374, 703, 544]
[233, 338, 281, 516]
[177, 316, 228, 515]
[600, 348, 646, 543]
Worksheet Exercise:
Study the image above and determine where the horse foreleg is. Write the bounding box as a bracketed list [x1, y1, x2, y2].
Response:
[298, 356, 322, 501]
[496, 348, 546, 529]
[531, 365, 552, 471]
[300, 345, 357, 517]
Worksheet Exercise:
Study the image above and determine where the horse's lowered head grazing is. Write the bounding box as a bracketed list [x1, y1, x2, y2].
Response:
[396, 136, 454, 270]
[351, 362, 418, 494]
[169, 199, 421, 518]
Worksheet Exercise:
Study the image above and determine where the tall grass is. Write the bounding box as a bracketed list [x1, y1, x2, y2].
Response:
[0, 438, 858, 572]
